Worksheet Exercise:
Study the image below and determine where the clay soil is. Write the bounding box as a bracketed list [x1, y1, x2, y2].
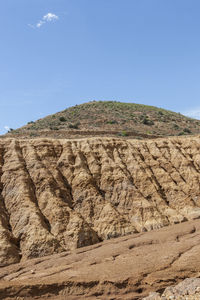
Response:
[1, 220, 200, 299]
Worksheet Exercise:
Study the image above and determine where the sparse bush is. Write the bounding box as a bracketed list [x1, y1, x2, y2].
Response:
[107, 120, 118, 124]
[178, 131, 185, 136]
[28, 121, 34, 124]
[30, 132, 38, 137]
[142, 117, 154, 125]
[183, 128, 191, 134]
[68, 122, 80, 129]
[50, 126, 59, 130]
[118, 131, 128, 137]
[139, 114, 146, 120]
[173, 123, 179, 130]
[59, 116, 66, 122]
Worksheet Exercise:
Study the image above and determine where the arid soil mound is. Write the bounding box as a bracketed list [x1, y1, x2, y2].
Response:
[6, 101, 200, 138]
[1, 136, 200, 265]
[1, 135, 200, 299]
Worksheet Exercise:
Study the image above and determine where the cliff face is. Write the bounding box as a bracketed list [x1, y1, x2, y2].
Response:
[1, 136, 200, 265]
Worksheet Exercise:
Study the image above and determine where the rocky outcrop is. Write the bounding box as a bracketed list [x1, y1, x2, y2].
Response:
[1, 136, 200, 265]
[143, 278, 200, 299]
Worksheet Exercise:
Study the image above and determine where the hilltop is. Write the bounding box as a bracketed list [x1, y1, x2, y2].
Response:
[6, 101, 200, 138]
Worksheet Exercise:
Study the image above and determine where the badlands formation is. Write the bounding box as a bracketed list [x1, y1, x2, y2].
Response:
[1, 135, 200, 298]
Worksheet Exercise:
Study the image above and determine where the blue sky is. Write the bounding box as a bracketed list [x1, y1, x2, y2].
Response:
[1, 0, 200, 133]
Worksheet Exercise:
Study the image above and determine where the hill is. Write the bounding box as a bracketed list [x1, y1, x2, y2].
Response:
[6, 101, 200, 138]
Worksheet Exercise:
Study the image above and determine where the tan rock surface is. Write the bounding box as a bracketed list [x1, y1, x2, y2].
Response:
[1, 220, 200, 299]
[1, 136, 200, 298]
[1, 136, 200, 265]
[143, 277, 200, 299]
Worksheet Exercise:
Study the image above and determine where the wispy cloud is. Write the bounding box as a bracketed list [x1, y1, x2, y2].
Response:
[182, 107, 200, 119]
[29, 13, 59, 29]
[36, 20, 45, 28]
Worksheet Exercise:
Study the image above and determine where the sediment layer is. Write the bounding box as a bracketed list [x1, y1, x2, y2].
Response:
[0, 136, 200, 264]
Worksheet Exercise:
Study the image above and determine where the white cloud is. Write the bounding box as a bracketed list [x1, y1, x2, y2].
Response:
[182, 107, 200, 119]
[36, 20, 45, 28]
[43, 13, 59, 22]
[29, 12, 59, 29]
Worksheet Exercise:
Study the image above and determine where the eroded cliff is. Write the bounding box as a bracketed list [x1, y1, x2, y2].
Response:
[0, 136, 200, 265]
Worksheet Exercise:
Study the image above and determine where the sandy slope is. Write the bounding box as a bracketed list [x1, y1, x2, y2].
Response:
[0, 220, 200, 299]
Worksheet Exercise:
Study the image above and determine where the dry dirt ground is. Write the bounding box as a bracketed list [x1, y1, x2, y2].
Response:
[1, 220, 200, 299]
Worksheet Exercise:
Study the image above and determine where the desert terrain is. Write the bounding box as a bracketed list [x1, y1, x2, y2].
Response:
[0, 101, 200, 299]
[0, 133, 200, 298]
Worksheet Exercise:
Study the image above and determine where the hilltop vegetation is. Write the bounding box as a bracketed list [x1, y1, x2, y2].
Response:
[7, 101, 200, 138]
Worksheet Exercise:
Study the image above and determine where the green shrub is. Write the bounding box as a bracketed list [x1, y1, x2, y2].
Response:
[118, 131, 128, 137]
[173, 123, 179, 130]
[50, 126, 59, 130]
[59, 116, 67, 122]
[183, 128, 191, 134]
[30, 132, 38, 137]
[106, 120, 118, 124]
[68, 122, 80, 129]
[178, 131, 185, 136]
[142, 117, 154, 125]
[139, 114, 146, 120]
[158, 111, 164, 116]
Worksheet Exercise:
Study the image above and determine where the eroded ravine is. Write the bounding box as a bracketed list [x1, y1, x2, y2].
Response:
[0, 136, 200, 265]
